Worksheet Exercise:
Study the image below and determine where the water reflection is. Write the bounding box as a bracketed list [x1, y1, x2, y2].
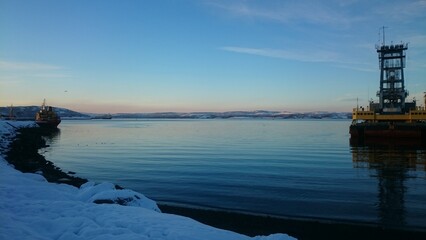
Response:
[351, 141, 426, 228]
[40, 128, 61, 145]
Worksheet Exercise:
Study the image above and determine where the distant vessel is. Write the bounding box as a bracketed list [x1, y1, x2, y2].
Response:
[3, 104, 16, 120]
[35, 100, 61, 128]
[91, 114, 112, 120]
[350, 36, 426, 144]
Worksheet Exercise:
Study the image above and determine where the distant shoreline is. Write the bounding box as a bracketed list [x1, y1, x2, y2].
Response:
[0, 105, 351, 120]
[3, 125, 426, 240]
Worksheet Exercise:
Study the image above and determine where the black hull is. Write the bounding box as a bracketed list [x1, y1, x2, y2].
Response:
[36, 119, 61, 128]
[350, 122, 426, 146]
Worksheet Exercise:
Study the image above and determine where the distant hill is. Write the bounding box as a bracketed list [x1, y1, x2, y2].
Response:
[0, 106, 90, 119]
[112, 110, 351, 119]
[1, 107, 351, 120]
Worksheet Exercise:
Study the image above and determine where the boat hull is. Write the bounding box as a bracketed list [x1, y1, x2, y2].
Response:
[36, 119, 61, 128]
[350, 122, 426, 145]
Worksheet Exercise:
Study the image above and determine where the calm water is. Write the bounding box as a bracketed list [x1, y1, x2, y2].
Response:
[41, 119, 426, 229]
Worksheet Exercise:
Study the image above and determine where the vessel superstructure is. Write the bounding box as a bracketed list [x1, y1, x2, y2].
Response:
[35, 100, 61, 128]
[350, 38, 426, 143]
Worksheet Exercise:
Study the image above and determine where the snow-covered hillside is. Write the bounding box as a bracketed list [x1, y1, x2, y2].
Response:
[113, 110, 351, 119]
[1, 106, 350, 120]
[0, 106, 90, 119]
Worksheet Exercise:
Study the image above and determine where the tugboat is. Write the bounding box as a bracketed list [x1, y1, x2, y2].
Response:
[350, 36, 426, 144]
[35, 99, 61, 128]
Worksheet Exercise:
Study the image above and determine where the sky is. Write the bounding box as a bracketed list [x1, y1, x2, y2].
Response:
[1, 0, 425, 113]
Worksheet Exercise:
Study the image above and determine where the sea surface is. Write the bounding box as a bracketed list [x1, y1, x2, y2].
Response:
[41, 119, 426, 230]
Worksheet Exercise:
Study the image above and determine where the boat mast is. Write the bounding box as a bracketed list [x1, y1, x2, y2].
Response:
[381, 26, 387, 46]
[9, 104, 15, 120]
[424, 92, 426, 108]
[41, 99, 46, 111]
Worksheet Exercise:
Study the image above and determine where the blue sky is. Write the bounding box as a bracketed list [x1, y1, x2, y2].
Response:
[1, 0, 425, 113]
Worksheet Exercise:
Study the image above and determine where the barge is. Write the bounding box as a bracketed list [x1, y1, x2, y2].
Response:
[350, 40, 426, 144]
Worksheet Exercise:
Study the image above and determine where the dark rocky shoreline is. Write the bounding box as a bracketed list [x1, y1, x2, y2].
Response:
[4, 126, 426, 240]
[5, 127, 88, 188]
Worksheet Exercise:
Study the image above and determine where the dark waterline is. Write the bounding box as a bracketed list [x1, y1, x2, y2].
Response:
[41, 119, 426, 230]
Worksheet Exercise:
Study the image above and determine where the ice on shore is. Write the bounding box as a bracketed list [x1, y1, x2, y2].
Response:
[0, 121, 295, 240]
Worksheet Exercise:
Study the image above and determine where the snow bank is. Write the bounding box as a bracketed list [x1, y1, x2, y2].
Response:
[0, 121, 295, 240]
[0, 120, 36, 151]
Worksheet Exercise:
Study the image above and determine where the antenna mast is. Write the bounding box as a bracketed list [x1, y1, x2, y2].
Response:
[381, 26, 387, 46]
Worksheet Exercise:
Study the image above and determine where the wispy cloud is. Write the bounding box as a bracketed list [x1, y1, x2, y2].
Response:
[32, 73, 72, 79]
[220, 46, 339, 63]
[0, 60, 71, 82]
[333, 61, 376, 72]
[220, 46, 381, 73]
[205, 0, 364, 27]
[0, 75, 22, 84]
[406, 35, 426, 48]
[373, 0, 426, 21]
[0, 60, 62, 70]
[206, 0, 426, 30]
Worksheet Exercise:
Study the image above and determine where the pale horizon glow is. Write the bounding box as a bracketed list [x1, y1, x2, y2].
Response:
[1, 0, 425, 113]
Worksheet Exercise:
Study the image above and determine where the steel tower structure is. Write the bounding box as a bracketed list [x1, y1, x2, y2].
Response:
[376, 43, 409, 113]
[350, 30, 426, 143]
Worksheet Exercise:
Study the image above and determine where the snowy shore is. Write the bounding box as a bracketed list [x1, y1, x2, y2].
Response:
[0, 121, 294, 240]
